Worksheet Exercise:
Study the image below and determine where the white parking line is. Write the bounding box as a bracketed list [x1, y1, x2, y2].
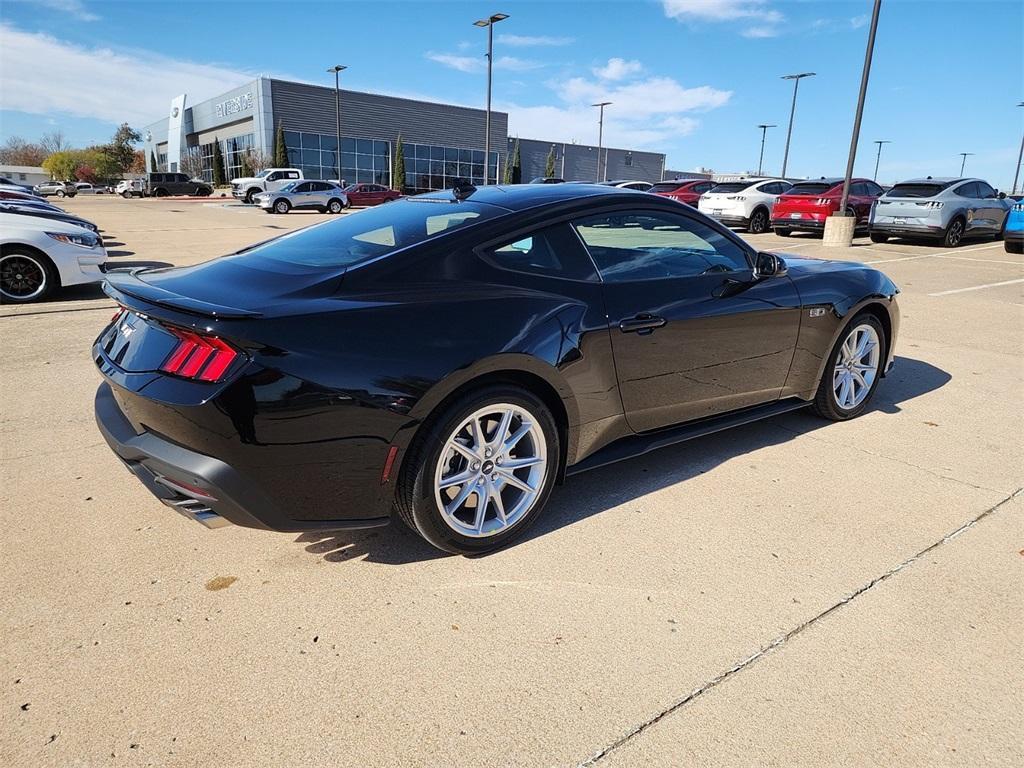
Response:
[936, 255, 1024, 266]
[928, 278, 1024, 296]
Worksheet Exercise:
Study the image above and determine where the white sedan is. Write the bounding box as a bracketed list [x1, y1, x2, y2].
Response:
[0, 212, 108, 303]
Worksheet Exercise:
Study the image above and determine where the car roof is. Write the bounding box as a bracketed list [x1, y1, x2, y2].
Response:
[414, 183, 647, 212]
[899, 177, 967, 184]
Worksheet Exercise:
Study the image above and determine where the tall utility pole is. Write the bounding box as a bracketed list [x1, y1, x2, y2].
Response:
[757, 124, 776, 176]
[837, 0, 881, 216]
[780, 72, 815, 178]
[592, 101, 611, 181]
[959, 152, 974, 176]
[474, 13, 509, 185]
[1014, 102, 1024, 194]
[872, 140, 892, 182]
[326, 65, 347, 183]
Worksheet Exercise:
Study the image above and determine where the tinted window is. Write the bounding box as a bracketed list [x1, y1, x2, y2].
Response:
[954, 182, 980, 198]
[709, 180, 758, 194]
[695, 182, 714, 193]
[573, 210, 750, 282]
[177, 174, 189, 182]
[286, 171, 300, 179]
[484, 224, 597, 281]
[788, 182, 835, 196]
[293, 182, 311, 193]
[976, 181, 997, 198]
[848, 182, 867, 196]
[240, 199, 500, 268]
[886, 182, 951, 198]
[651, 182, 685, 193]
[864, 181, 883, 196]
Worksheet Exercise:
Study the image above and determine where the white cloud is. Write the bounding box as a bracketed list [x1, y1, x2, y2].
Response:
[425, 51, 543, 73]
[740, 25, 779, 38]
[559, 76, 731, 118]
[593, 58, 644, 81]
[0, 23, 260, 124]
[497, 34, 574, 47]
[851, 13, 870, 28]
[9, 0, 98, 21]
[663, 0, 782, 24]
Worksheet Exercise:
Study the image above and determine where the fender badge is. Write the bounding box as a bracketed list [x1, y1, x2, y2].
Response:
[808, 307, 826, 318]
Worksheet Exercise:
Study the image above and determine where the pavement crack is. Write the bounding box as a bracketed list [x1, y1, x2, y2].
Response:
[578, 487, 1022, 767]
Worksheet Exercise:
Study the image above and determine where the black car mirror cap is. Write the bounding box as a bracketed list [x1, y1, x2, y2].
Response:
[997, 191, 1006, 199]
[754, 252, 788, 279]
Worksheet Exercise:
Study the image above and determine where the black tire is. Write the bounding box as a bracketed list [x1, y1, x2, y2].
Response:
[1006, 240, 1023, 254]
[395, 385, 560, 555]
[273, 199, 290, 214]
[121, 190, 133, 199]
[1, 249, 57, 304]
[327, 198, 344, 214]
[812, 312, 886, 421]
[56, 189, 65, 198]
[748, 207, 770, 234]
[870, 232, 888, 244]
[941, 217, 965, 248]
[153, 188, 168, 197]
[244, 188, 257, 205]
[774, 227, 792, 237]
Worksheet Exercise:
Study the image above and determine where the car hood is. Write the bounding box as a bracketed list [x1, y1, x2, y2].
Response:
[230, 177, 261, 186]
[774, 254, 870, 276]
[0, 211, 94, 234]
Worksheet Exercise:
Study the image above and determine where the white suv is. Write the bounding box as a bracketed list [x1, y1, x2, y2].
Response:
[1, 212, 108, 303]
[698, 178, 792, 233]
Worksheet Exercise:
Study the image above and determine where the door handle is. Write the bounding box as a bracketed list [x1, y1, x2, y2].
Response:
[619, 314, 666, 334]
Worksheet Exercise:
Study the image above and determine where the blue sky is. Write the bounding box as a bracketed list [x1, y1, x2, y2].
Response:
[1, 0, 1021, 187]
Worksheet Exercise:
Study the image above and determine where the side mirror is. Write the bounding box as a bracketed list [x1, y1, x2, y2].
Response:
[755, 252, 788, 279]
[997, 191, 1006, 200]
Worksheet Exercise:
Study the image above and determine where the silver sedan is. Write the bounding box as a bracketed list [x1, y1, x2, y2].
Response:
[255, 181, 349, 214]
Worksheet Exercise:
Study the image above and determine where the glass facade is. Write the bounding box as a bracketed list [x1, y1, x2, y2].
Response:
[284, 131, 390, 185]
[401, 143, 499, 194]
[192, 133, 255, 183]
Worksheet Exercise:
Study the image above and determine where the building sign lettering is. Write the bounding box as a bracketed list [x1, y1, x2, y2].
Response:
[215, 92, 253, 118]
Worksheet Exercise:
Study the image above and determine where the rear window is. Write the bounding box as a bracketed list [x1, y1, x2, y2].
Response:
[239, 198, 502, 268]
[786, 182, 835, 196]
[885, 183, 950, 198]
[709, 181, 757, 193]
[651, 182, 687, 193]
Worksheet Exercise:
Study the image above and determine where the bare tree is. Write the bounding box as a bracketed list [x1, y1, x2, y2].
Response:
[179, 146, 205, 180]
[40, 130, 70, 155]
[243, 146, 271, 175]
[0, 136, 47, 165]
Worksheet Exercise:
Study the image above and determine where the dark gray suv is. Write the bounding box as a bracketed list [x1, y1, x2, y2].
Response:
[146, 173, 213, 197]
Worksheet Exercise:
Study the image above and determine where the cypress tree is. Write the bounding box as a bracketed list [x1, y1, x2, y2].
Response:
[511, 138, 521, 184]
[504, 138, 520, 184]
[150, 150, 159, 173]
[274, 122, 288, 167]
[212, 138, 226, 186]
[392, 135, 406, 192]
[545, 146, 557, 178]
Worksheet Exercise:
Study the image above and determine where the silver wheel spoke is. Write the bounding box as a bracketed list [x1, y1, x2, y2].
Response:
[450, 440, 479, 463]
[501, 456, 542, 470]
[832, 323, 881, 410]
[473, 484, 490, 533]
[498, 470, 534, 493]
[493, 409, 513, 448]
[445, 481, 476, 516]
[491, 481, 507, 526]
[439, 468, 476, 489]
[504, 421, 532, 452]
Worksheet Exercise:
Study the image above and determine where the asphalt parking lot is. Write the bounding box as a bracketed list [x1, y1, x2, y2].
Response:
[2, 196, 1021, 767]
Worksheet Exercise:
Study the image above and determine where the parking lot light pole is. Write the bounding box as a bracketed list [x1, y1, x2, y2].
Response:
[326, 65, 347, 184]
[826, 0, 881, 248]
[474, 13, 509, 185]
[592, 102, 612, 181]
[757, 124, 776, 176]
[780, 72, 815, 178]
[959, 152, 974, 176]
[1014, 103, 1024, 194]
[872, 140, 891, 182]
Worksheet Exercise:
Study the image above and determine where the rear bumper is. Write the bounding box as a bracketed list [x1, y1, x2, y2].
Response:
[94, 382, 392, 533]
[1004, 229, 1024, 244]
[870, 222, 944, 237]
[773, 218, 826, 232]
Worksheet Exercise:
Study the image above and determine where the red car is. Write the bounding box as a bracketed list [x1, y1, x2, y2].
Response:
[343, 183, 402, 206]
[772, 177, 885, 236]
[650, 178, 716, 206]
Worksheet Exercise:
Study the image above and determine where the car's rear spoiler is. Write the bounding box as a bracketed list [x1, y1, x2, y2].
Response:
[103, 268, 262, 319]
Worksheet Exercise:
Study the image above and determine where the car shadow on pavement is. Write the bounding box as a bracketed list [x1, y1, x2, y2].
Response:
[296, 356, 950, 564]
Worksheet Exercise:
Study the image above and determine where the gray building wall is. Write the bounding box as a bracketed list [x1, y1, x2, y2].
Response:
[512, 138, 665, 184]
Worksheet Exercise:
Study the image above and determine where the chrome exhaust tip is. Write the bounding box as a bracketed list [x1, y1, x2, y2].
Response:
[161, 497, 233, 529]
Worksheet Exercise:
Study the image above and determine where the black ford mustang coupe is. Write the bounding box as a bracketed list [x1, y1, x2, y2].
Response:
[94, 184, 899, 554]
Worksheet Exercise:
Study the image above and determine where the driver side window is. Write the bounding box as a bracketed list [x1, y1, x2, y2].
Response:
[572, 210, 750, 282]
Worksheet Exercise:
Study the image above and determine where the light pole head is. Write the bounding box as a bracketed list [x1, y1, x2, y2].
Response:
[474, 12, 509, 27]
[782, 72, 816, 81]
[592, 101, 612, 108]
[757, 124, 777, 130]
[326, 65, 347, 74]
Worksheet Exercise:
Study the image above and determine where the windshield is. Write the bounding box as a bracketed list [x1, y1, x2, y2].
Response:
[708, 181, 757, 194]
[239, 198, 503, 268]
[255, 169, 271, 179]
[651, 182, 688, 193]
[279, 182, 299, 193]
[786, 182, 836, 196]
[885, 182, 950, 198]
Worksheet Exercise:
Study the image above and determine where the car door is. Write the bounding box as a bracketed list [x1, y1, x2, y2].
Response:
[973, 181, 1005, 232]
[291, 182, 314, 207]
[953, 182, 988, 235]
[572, 207, 802, 432]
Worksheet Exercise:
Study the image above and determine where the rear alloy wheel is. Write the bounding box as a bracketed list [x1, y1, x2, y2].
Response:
[121, 190, 133, 199]
[274, 199, 291, 214]
[56, 189, 66, 198]
[1, 251, 55, 304]
[327, 199, 343, 214]
[748, 208, 769, 234]
[813, 313, 885, 421]
[396, 386, 559, 554]
[942, 217, 965, 248]
[870, 232, 888, 243]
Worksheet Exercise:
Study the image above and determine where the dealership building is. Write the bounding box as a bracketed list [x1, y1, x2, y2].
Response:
[142, 77, 666, 191]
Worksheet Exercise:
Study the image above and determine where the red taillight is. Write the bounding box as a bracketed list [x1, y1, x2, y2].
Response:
[160, 327, 239, 383]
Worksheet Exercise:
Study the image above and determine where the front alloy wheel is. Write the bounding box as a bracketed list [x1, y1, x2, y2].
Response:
[813, 313, 885, 420]
[274, 199, 290, 214]
[1, 253, 52, 303]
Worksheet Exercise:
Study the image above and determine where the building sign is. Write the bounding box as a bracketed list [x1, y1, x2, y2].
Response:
[166, 94, 187, 173]
[216, 92, 253, 118]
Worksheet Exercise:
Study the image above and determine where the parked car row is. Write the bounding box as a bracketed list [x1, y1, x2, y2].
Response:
[0, 185, 107, 304]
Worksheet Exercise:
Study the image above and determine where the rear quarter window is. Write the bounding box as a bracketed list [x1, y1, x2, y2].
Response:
[886, 183, 950, 198]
